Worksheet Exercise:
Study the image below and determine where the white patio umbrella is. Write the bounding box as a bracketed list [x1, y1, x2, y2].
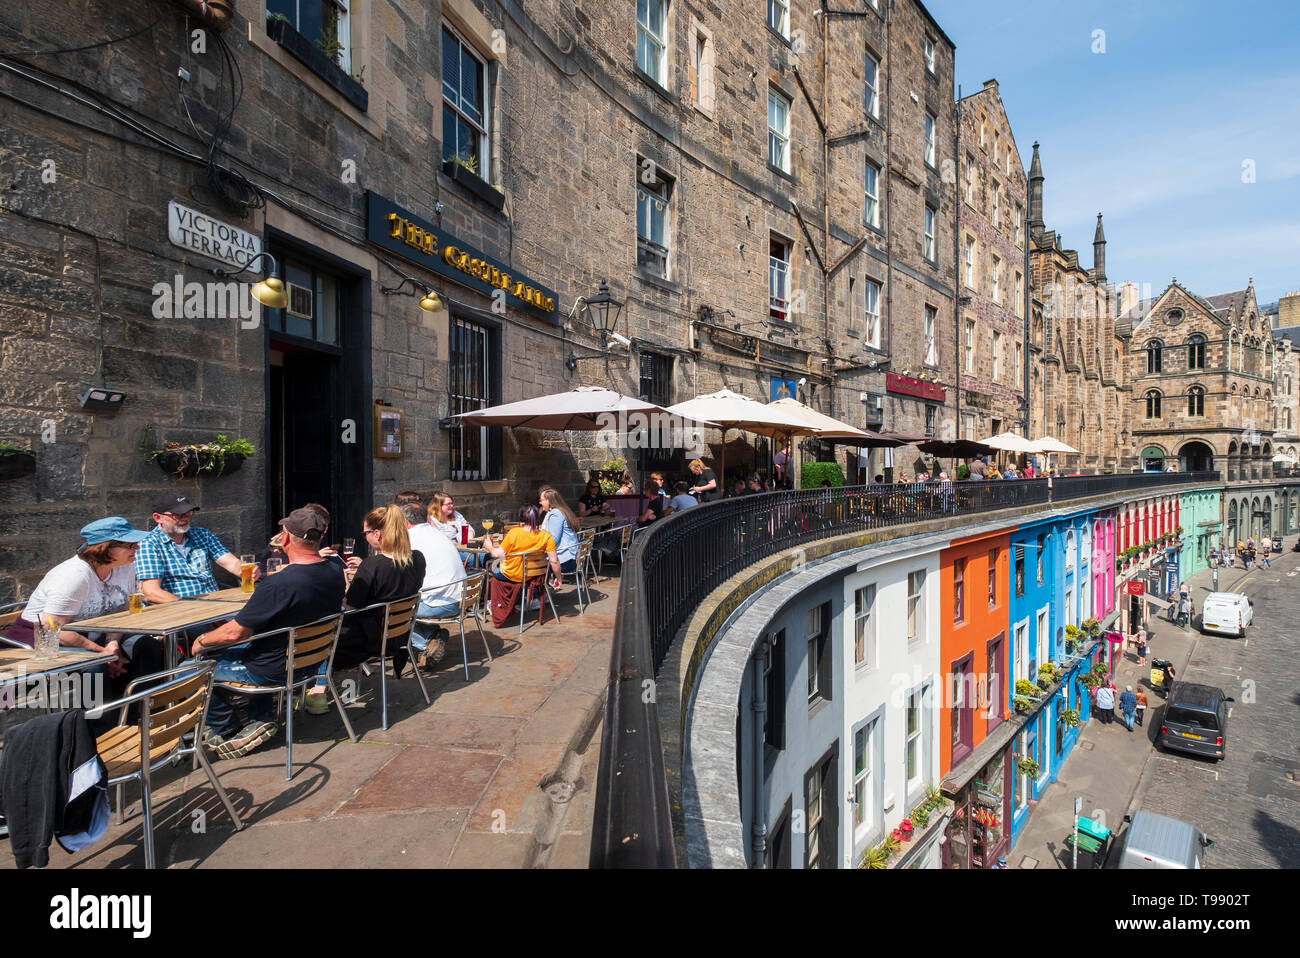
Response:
[455, 385, 715, 431]
[667, 388, 820, 485]
[767, 397, 872, 442]
[1033, 436, 1079, 474]
[978, 432, 1042, 454]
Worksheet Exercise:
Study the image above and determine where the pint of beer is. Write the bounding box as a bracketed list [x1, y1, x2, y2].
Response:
[128, 592, 145, 614]
[240, 563, 256, 593]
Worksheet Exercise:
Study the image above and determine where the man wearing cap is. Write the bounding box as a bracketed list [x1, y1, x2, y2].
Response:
[189, 509, 346, 759]
[136, 494, 247, 602]
[1119, 685, 1138, 731]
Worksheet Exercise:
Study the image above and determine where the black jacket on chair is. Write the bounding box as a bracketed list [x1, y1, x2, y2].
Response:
[0, 710, 107, 868]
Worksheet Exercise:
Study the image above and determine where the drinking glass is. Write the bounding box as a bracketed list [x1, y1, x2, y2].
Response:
[267, 557, 285, 575]
[34, 616, 60, 660]
[482, 519, 495, 534]
[240, 554, 256, 593]
[342, 538, 356, 558]
[128, 592, 145, 614]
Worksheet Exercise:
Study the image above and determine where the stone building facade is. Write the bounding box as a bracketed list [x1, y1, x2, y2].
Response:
[954, 79, 1027, 443]
[0, 0, 962, 597]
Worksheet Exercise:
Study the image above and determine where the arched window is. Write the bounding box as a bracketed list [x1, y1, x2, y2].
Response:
[1145, 390, 1162, 419]
[1187, 386, 1204, 416]
[1146, 340, 1162, 374]
[1187, 333, 1206, 370]
[1227, 500, 1238, 545]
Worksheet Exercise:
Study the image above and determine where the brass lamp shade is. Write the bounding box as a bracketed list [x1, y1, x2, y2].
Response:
[419, 290, 443, 312]
[251, 276, 288, 309]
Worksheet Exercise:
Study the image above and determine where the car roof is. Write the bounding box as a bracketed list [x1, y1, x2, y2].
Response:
[1204, 592, 1245, 601]
[1168, 682, 1223, 708]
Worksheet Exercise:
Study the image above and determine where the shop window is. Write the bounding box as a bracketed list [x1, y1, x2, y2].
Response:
[449, 316, 501, 480]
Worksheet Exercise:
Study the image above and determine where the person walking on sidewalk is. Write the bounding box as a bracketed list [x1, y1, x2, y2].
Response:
[1179, 594, 1192, 629]
[1119, 685, 1138, 731]
[1095, 683, 1116, 724]
[1165, 590, 1178, 623]
[1136, 627, 1148, 667]
[1260, 536, 1272, 569]
[1135, 688, 1148, 727]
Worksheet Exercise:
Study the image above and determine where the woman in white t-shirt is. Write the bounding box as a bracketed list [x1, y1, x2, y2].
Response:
[6, 517, 150, 676]
[429, 492, 475, 544]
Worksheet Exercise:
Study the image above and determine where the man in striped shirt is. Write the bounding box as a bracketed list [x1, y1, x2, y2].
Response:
[136, 493, 244, 601]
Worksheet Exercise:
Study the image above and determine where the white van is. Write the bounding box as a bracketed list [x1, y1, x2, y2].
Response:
[1117, 810, 1211, 869]
[1200, 592, 1253, 637]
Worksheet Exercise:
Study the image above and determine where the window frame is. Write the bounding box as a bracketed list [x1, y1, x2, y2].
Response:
[1146, 389, 1162, 419]
[636, 0, 669, 86]
[864, 277, 882, 348]
[448, 314, 502, 481]
[1188, 385, 1204, 417]
[636, 163, 672, 279]
[865, 49, 880, 117]
[1014, 545, 1025, 597]
[987, 547, 998, 608]
[992, 255, 1001, 303]
[854, 583, 877, 670]
[964, 153, 975, 204]
[907, 568, 926, 642]
[924, 112, 937, 167]
[923, 36, 936, 74]
[441, 23, 491, 180]
[1146, 339, 1163, 374]
[769, 235, 791, 324]
[762, 630, 786, 750]
[1187, 333, 1207, 370]
[990, 180, 1001, 228]
[964, 319, 975, 373]
[768, 88, 791, 173]
[806, 602, 831, 707]
[924, 305, 938, 366]
[905, 688, 924, 795]
[865, 160, 880, 228]
[963, 235, 975, 288]
[953, 556, 966, 625]
[992, 329, 1002, 382]
[923, 205, 936, 262]
[767, 0, 790, 38]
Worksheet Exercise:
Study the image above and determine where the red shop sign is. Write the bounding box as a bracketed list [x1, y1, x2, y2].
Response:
[1125, 580, 1145, 596]
[886, 372, 946, 402]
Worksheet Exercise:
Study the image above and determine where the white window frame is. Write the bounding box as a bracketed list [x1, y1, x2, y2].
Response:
[992, 329, 1002, 382]
[1015, 204, 1023, 247]
[964, 320, 975, 373]
[865, 50, 880, 117]
[637, 0, 668, 86]
[637, 166, 671, 279]
[865, 160, 880, 228]
[923, 205, 935, 261]
[769, 235, 790, 323]
[907, 568, 926, 642]
[852, 720, 874, 835]
[963, 235, 975, 288]
[854, 583, 876, 669]
[924, 308, 937, 366]
[905, 689, 923, 794]
[991, 180, 1001, 228]
[768, 89, 791, 172]
[965, 153, 975, 204]
[864, 278, 882, 348]
[1035, 607, 1049, 677]
[1015, 271, 1024, 317]
[1016, 341, 1024, 387]
[923, 36, 936, 74]
[442, 22, 491, 180]
[992, 255, 1001, 303]
[924, 112, 936, 167]
[768, 0, 790, 38]
[993, 130, 1000, 165]
[1014, 620, 1028, 683]
[806, 605, 823, 703]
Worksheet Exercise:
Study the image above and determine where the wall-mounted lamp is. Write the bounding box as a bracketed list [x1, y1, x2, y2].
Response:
[584, 278, 624, 344]
[78, 388, 127, 412]
[381, 276, 443, 312]
[212, 251, 287, 309]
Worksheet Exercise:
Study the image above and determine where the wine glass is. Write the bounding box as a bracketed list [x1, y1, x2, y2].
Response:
[342, 538, 356, 558]
[482, 518, 495, 536]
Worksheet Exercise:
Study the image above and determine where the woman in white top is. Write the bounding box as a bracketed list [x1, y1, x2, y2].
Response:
[429, 491, 475, 543]
[538, 487, 580, 573]
[5, 517, 152, 677]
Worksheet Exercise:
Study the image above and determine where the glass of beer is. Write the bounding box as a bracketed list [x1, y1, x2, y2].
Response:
[267, 557, 285, 575]
[128, 592, 145, 614]
[240, 554, 256, 593]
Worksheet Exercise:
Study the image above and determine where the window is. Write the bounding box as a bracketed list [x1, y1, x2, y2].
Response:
[1036, 534, 1044, 585]
[864, 278, 882, 348]
[924, 306, 938, 365]
[636, 164, 671, 278]
[1015, 271, 1024, 316]
[1014, 622, 1027, 682]
[804, 751, 836, 869]
[963, 235, 975, 288]
[1146, 340, 1163, 374]
[865, 160, 880, 228]
[636, 0, 667, 85]
[925, 404, 937, 436]
[1006, 145, 1013, 176]
[964, 320, 975, 372]
[987, 548, 998, 608]
[1014, 546, 1025, 596]
[1015, 204, 1023, 246]
[865, 50, 880, 117]
[923, 205, 936, 261]
[992, 255, 1001, 303]
[806, 604, 831, 705]
[905, 689, 923, 792]
[992, 330, 1002, 382]
[1016, 342, 1023, 387]
[1146, 389, 1162, 419]
[854, 584, 876, 668]
[449, 316, 498, 480]
[853, 722, 874, 832]
[991, 181, 1001, 228]
[442, 25, 489, 177]
[1188, 385, 1204, 417]
[1188, 333, 1206, 370]
[1035, 609, 1047, 676]
[639, 351, 672, 407]
[767, 0, 789, 37]
[690, 25, 715, 113]
[924, 112, 936, 167]
[769, 236, 790, 323]
[269, 0, 351, 71]
[1066, 530, 1076, 571]
[953, 557, 966, 624]
[964, 153, 975, 204]
[951, 656, 974, 764]
[923, 36, 936, 73]
[768, 89, 791, 172]
[762, 631, 786, 749]
[907, 569, 926, 641]
[271, 257, 342, 346]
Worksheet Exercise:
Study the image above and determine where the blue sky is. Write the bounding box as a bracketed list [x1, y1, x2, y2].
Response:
[927, 0, 1300, 305]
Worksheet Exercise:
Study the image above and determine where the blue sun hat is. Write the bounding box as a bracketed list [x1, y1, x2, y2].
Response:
[78, 517, 150, 552]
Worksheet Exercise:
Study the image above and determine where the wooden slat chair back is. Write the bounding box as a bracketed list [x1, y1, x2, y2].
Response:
[561, 536, 595, 613]
[330, 595, 424, 735]
[93, 661, 243, 868]
[517, 551, 560, 633]
[0, 600, 26, 649]
[411, 573, 491, 681]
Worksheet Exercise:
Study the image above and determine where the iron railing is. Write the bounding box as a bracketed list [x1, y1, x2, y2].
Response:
[590, 470, 1218, 867]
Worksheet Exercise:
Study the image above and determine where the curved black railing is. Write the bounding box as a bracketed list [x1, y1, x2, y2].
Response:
[589, 471, 1219, 867]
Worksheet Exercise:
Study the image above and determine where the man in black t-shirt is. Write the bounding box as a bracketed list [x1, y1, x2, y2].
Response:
[190, 508, 345, 760]
[688, 458, 719, 502]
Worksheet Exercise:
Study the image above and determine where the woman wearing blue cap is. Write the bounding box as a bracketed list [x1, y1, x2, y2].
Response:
[4, 517, 160, 680]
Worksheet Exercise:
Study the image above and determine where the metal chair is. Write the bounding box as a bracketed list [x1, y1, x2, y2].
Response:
[205, 612, 344, 781]
[0, 600, 28, 649]
[411, 573, 490, 681]
[518, 551, 560, 633]
[95, 661, 244, 868]
[561, 536, 595, 612]
[332, 595, 423, 733]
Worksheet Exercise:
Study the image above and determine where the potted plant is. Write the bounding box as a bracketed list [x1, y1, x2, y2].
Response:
[442, 152, 506, 210]
[147, 434, 255, 479]
[890, 827, 905, 843]
[1013, 695, 1032, 713]
[592, 456, 629, 495]
[1015, 679, 1040, 698]
[899, 819, 914, 841]
[1062, 708, 1081, 728]
[1016, 758, 1040, 778]
[0, 442, 36, 481]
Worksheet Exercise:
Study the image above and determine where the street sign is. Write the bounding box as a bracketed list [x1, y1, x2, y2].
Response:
[1126, 580, 1145, 596]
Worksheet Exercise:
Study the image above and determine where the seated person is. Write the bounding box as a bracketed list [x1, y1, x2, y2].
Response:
[639, 480, 669, 525]
[429, 492, 475, 544]
[403, 503, 466, 669]
[615, 473, 636, 496]
[5, 517, 162, 685]
[393, 490, 423, 508]
[577, 480, 611, 519]
[483, 504, 563, 589]
[668, 481, 698, 512]
[747, 475, 763, 494]
[190, 508, 346, 760]
[539, 487, 581, 573]
[726, 479, 748, 498]
[650, 472, 669, 498]
[136, 493, 248, 602]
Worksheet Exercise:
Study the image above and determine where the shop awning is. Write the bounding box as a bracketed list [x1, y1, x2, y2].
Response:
[1144, 594, 1172, 610]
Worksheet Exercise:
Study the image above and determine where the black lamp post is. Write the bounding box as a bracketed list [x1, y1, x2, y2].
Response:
[585, 278, 623, 344]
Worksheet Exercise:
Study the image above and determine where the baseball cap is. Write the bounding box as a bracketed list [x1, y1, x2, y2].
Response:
[153, 493, 199, 516]
[79, 517, 150, 551]
[279, 507, 326, 541]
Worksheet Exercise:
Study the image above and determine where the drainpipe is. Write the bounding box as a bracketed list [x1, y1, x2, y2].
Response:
[954, 88, 962, 437]
[750, 638, 770, 867]
[883, 0, 893, 446]
[823, 16, 833, 417]
[1023, 200, 1031, 436]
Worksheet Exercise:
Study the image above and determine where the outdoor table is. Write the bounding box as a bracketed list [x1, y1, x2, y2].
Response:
[0, 647, 119, 692]
[580, 514, 617, 531]
[64, 594, 251, 669]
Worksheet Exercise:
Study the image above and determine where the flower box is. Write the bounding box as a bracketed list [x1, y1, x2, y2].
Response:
[0, 448, 36, 481]
[442, 160, 506, 210]
[266, 15, 367, 112]
[153, 450, 246, 479]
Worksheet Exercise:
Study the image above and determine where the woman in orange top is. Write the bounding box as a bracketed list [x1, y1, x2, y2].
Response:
[484, 503, 563, 589]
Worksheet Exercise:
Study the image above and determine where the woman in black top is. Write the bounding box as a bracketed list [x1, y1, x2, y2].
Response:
[577, 480, 608, 518]
[305, 505, 425, 709]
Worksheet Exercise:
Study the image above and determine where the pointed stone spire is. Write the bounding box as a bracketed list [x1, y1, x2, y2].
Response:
[1027, 142, 1044, 238]
[1092, 213, 1106, 282]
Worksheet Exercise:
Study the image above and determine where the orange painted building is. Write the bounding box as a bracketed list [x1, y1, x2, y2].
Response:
[938, 530, 1011, 777]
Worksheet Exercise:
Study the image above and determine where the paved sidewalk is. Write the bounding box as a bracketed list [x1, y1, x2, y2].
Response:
[1010, 556, 1262, 869]
[2, 575, 617, 870]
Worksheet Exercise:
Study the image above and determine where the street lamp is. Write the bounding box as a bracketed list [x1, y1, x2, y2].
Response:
[212, 251, 288, 309]
[380, 276, 443, 312]
[585, 278, 623, 344]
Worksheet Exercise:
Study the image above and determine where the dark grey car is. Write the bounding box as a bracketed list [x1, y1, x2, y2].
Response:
[1156, 683, 1233, 760]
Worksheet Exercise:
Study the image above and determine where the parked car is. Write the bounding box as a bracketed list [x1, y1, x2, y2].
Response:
[1199, 591, 1253, 637]
[1157, 682, 1234, 760]
[1116, 809, 1212, 869]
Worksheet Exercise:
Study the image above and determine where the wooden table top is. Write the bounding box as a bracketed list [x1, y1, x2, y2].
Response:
[0, 647, 119, 686]
[64, 595, 250, 635]
[192, 587, 251, 602]
[580, 514, 618, 529]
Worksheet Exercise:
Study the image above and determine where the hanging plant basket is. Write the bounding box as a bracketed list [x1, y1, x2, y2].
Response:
[0, 448, 36, 481]
[147, 435, 255, 479]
